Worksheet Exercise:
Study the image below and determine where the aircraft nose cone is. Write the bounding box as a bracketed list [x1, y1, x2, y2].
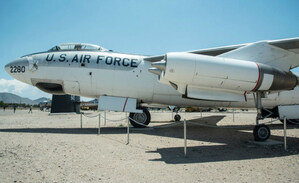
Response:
[5, 57, 29, 75]
[4, 63, 9, 74]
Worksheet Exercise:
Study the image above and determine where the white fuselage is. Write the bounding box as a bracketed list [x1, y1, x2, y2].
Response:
[5, 50, 299, 108]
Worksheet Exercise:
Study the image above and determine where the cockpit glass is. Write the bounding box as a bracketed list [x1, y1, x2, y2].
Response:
[48, 43, 107, 51]
[49, 46, 59, 51]
[59, 44, 75, 50]
[81, 45, 99, 50]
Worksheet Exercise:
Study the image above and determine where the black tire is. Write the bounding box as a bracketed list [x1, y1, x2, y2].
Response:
[174, 114, 181, 122]
[253, 125, 270, 141]
[280, 119, 299, 125]
[129, 107, 151, 128]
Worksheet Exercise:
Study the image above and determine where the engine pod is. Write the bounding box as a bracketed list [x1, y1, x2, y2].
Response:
[160, 52, 297, 93]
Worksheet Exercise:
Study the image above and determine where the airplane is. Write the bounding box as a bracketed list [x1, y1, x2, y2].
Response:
[5, 38, 299, 141]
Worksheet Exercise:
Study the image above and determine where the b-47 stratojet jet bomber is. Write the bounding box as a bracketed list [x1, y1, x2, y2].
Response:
[5, 38, 299, 141]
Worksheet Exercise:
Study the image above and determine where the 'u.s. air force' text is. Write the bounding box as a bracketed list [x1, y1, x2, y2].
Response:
[46, 54, 139, 67]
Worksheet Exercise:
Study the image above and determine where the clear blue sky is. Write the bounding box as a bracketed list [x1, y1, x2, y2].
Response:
[0, 0, 298, 100]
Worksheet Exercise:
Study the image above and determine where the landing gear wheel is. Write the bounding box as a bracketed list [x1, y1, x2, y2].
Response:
[253, 125, 270, 141]
[129, 107, 151, 128]
[174, 114, 181, 122]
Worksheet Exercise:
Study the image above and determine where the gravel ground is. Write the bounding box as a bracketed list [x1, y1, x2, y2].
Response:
[0, 109, 298, 183]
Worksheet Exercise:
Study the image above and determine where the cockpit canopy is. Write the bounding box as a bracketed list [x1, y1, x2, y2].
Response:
[49, 43, 108, 52]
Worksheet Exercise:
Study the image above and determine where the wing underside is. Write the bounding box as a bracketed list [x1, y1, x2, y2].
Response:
[146, 37, 299, 102]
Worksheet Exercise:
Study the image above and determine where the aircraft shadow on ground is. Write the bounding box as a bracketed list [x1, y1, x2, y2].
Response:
[146, 144, 295, 164]
[0, 116, 225, 135]
[1, 115, 298, 164]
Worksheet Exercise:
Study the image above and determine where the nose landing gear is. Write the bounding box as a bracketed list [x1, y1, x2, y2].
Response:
[174, 114, 181, 122]
[253, 124, 271, 141]
[171, 107, 181, 122]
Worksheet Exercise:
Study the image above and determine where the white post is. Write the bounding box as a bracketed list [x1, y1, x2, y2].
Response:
[233, 109, 235, 122]
[284, 116, 287, 151]
[104, 111, 106, 126]
[172, 111, 174, 121]
[184, 119, 187, 157]
[80, 113, 82, 128]
[98, 114, 101, 135]
[126, 113, 130, 145]
[201, 110, 202, 118]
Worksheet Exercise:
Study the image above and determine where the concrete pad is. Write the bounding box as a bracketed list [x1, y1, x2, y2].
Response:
[248, 139, 283, 146]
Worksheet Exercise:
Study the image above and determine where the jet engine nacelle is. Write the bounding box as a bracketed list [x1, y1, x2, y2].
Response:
[151, 52, 298, 93]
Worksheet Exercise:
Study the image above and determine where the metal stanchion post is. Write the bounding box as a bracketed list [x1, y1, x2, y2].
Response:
[172, 111, 174, 121]
[284, 116, 287, 151]
[98, 114, 101, 135]
[104, 111, 106, 126]
[233, 109, 235, 122]
[184, 119, 187, 157]
[126, 113, 130, 145]
[80, 113, 82, 129]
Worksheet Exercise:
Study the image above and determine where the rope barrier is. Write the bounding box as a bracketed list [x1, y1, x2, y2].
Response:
[80, 111, 290, 154]
[81, 111, 284, 129]
[283, 119, 299, 125]
[127, 117, 152, 128]
[82, 112, 127, 122]
[102, 116, 128, 122]
[82, 112, 100, 118]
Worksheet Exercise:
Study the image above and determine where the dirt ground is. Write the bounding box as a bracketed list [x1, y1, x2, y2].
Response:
[0, 109, 298, 183]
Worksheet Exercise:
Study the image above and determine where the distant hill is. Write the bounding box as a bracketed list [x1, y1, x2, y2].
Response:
[33, 97, 50, 104]
[88, 99, 98, 103]
[0, 92, 50, 105]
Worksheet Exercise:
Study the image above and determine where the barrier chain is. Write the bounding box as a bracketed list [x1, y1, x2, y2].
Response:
[80, 111, 290, 153]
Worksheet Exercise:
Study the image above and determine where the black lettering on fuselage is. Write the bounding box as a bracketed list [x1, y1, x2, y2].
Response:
[48, 53, 140, 68]
[83, 55, 91, 63]
[72, 55, 78, 62]
[131, 59, 138, 67]
[122, 58, 130, 67]
[106, 56, 113, 65]
[97, 55, 105, 64]
[114, 57, 121, 66]
[46, 54, 54, 61]
[59, 54, 66, 62]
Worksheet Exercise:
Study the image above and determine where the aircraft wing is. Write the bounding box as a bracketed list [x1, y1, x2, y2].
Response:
[144, 37, 299, 62]
[147, 37, 299, 102]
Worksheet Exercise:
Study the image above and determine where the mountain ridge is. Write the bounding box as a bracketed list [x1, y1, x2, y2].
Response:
[0, 92, 49, 105]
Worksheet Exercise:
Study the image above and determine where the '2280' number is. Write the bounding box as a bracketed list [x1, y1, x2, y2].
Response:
[10, 66, 25, 73]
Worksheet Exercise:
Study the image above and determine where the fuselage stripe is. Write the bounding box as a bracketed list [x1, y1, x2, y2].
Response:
[123, 98, 128, 112]
[251, 63, 261, 91]
[244, 92, 247, 102]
